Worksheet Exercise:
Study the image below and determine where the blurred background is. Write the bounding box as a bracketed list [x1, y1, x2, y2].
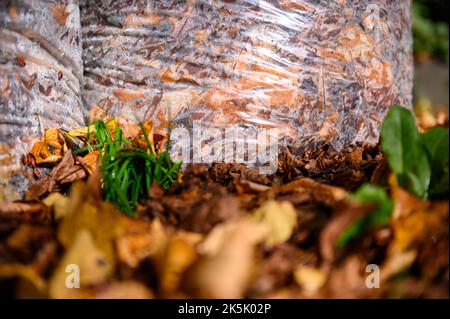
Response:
[413, 0, 449, 111]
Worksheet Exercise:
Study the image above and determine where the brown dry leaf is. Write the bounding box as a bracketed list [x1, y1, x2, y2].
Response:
[50, 150, 86, 184]
[294, 265, 328, 295]
[370, 158, 389, 186]
[236, 180, 271, 193]
[390, 201, 448, 253]
[49, 229, 113, 299]
[0, 225, 56, 293]
[390, 174, 429, 219]
[26, 151, 86, 200]
[252, 200, 297, 246]
[58, 182, 128, 264]
[116, 218, 202, 295]
[389, 175, 448, 254]
[319, 200, 375, 263]
[248, 243, 314, 297]
[157, 232, 202, 295]
[26, 178, 51, 201]
[180, 194, 243, 233]
[389, 277, 449, 298]
[31, 240, 59, 275]
[49, 151, 86, 188]
[326, 255, 381, 298]
[6, 224, 53, 251]
[0, 201, 52, 223]
[0, 263, 47, 293]
[182, 217, 268, 298]
[416, 235, 449, 281]
[270, 178, 348, 205]
[381, 250, 417, 282]
[116, 219, 168, 268]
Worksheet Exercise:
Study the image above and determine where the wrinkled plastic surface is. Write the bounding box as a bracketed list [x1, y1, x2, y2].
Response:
[0, 0, 84, 199]
[1, 0, 413, 198]
[81, 0, 413, 151]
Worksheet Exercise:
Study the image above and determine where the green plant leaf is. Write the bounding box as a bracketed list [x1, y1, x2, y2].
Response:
[419, 127, 449, 197]
[335, 218, 367, 249]
[336, 184, 393, 248]
[381, 106, 431, 199]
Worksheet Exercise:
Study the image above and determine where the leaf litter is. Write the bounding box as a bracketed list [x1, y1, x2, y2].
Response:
[0, 106, 448, 299]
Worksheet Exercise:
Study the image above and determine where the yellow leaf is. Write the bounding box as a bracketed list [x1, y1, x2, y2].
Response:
[414, 97, 436, 130]
[182, 218, 268, 298]
[29, 128, 65, 164]
[158, 234, 199, 295]
[390, 173, 429, 219]
[76, 151, 99, 175]
[390, 202, 448, 253]
[58, 182, 128, 263]
[42, 192, 69, 220]
[294, 265, 328, 294]
[49, 229, 113, 298]
[252, 200, 297, 246]
[116, 219, 202, 295]
[67, 118, 118, 139]
[389, 174, 448, 253]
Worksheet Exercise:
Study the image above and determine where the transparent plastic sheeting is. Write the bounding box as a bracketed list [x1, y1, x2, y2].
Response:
[1, 1, 413, 197]
[0, 0, 84, 199]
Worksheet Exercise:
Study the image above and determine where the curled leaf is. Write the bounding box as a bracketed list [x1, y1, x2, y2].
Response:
[29, 128, 65, 165]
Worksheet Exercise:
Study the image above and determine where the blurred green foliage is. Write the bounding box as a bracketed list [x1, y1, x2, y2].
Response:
[336, 105, 449, 248]
[381, 106, 449, 199]
[413, 0, 449, 60]
[336, 185, 393, 248]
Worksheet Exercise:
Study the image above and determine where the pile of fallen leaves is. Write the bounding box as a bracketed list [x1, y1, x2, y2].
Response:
[0, 106, 448, 299]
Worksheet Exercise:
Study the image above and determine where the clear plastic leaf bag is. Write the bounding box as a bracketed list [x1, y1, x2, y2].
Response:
[81, 0, 413, 172]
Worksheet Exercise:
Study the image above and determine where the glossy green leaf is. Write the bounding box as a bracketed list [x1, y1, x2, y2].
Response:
[381, 106, 431, 199]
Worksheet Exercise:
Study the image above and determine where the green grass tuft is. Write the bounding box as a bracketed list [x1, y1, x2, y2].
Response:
[75, 120, 181, 216]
